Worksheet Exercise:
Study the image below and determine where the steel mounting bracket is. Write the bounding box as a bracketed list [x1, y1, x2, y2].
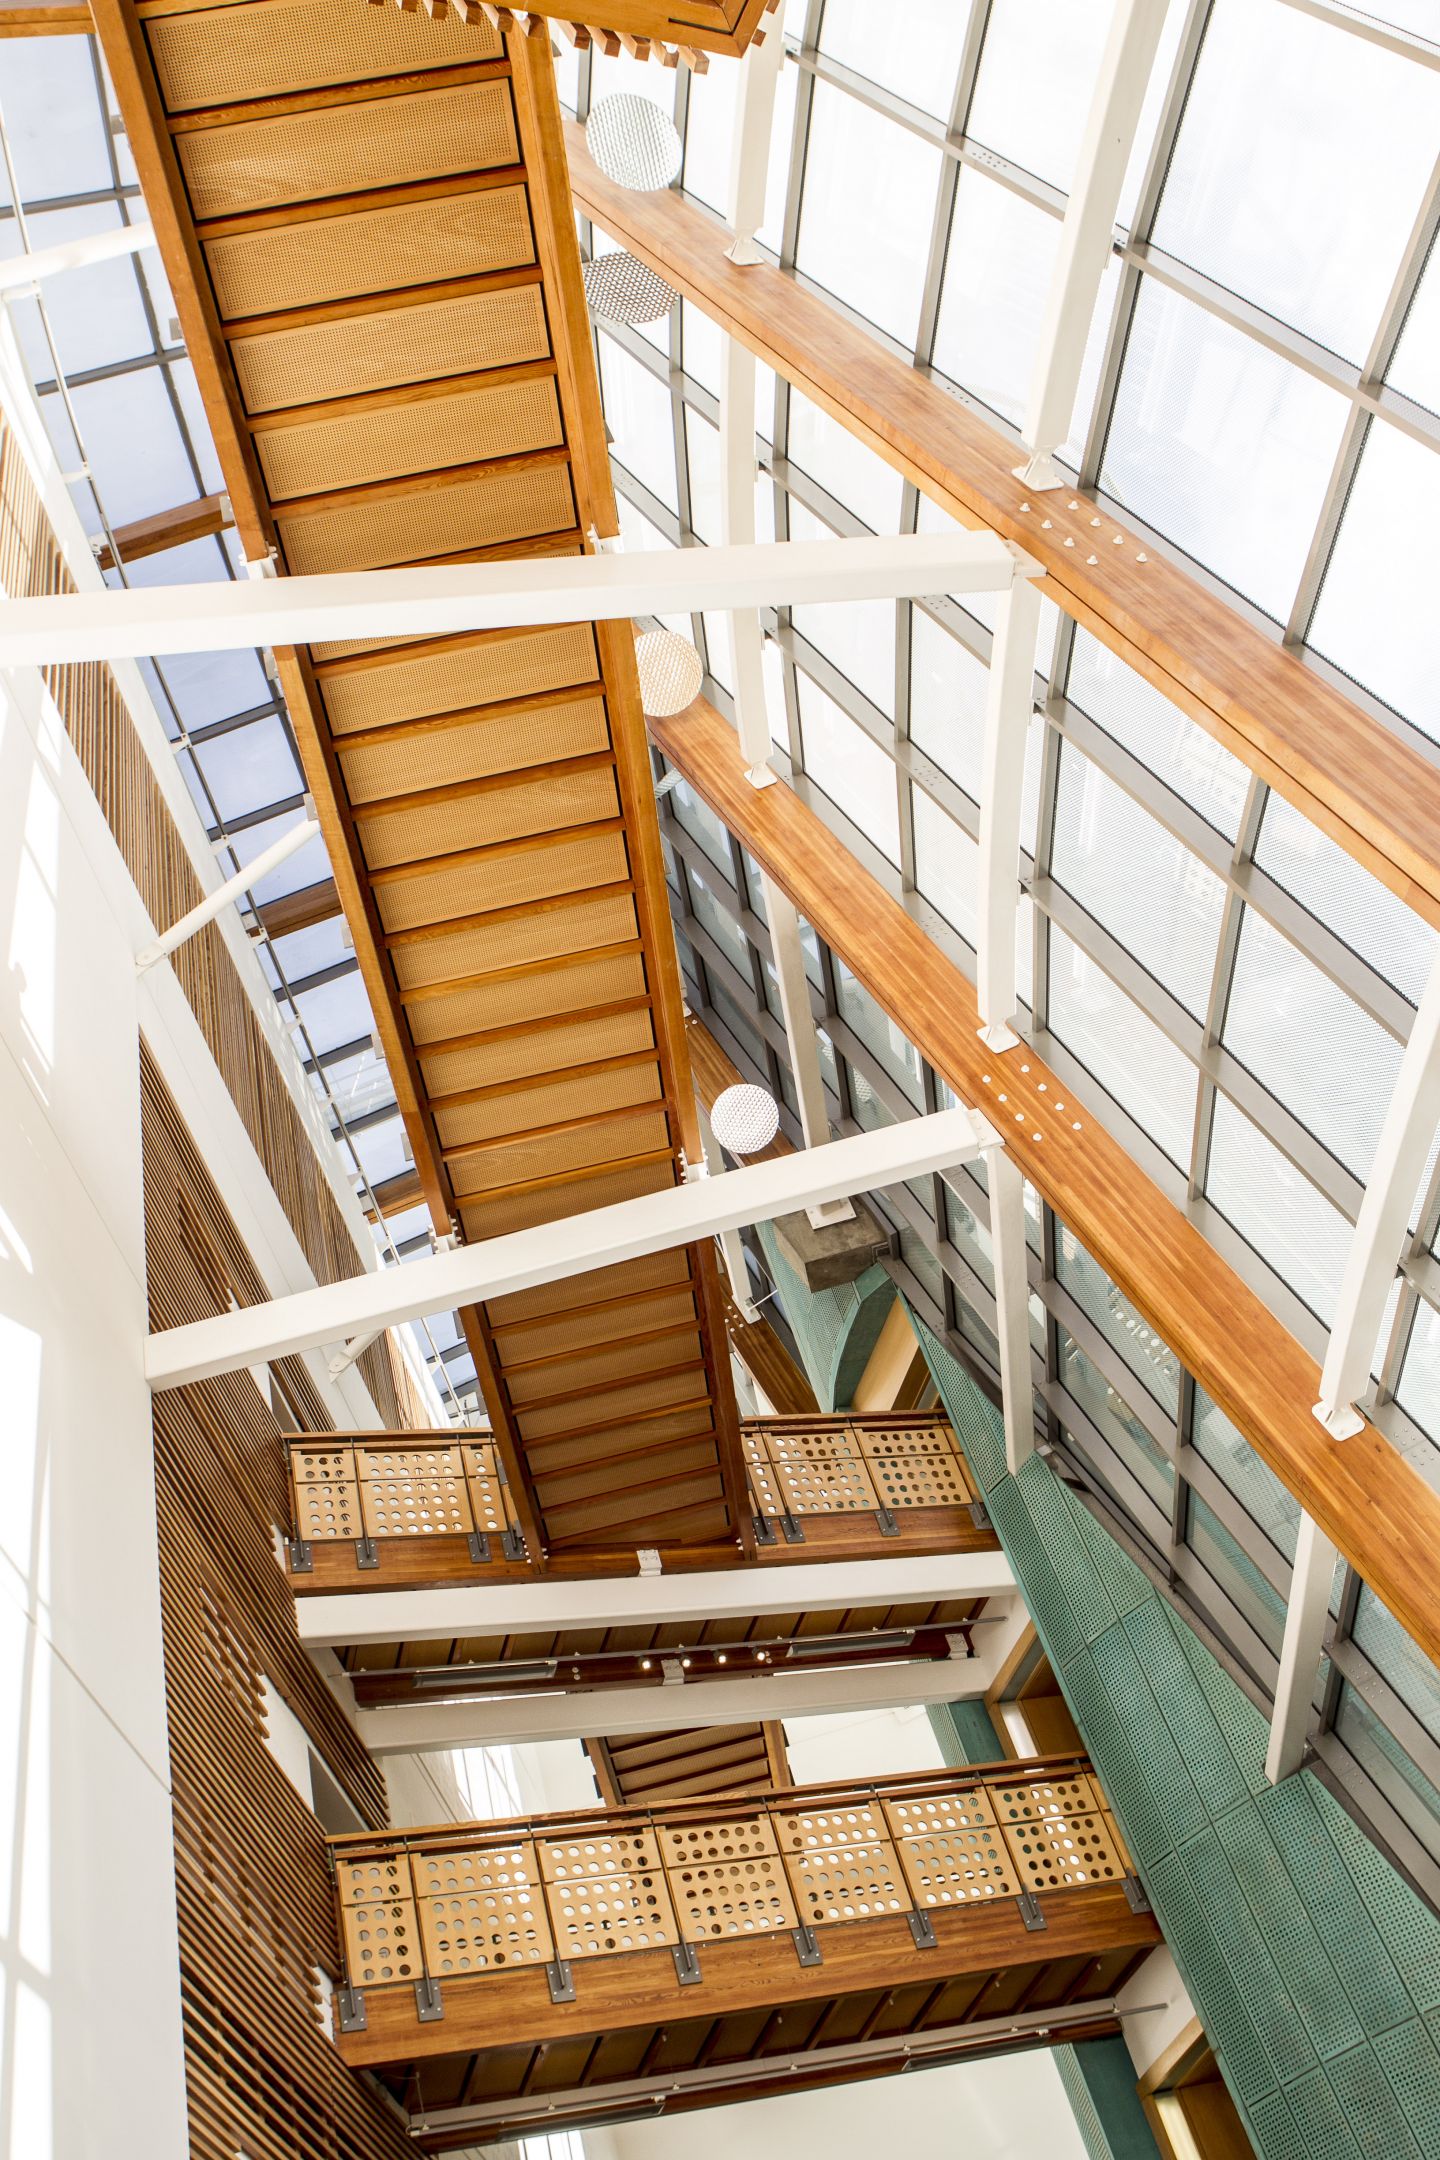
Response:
[546, 1959, 576, 2004]
[907, 1909, 938, 1949]
[354, 1535, 379, 1570]
[287, 1538, 313, 1574]
[672, 1941, 703, 1986]
[415, 1977, 444, 2022]
[1017, 1890, 1046, 1932]
[791, 1925, 823, 1967]
[337, 1987, 367, 2033]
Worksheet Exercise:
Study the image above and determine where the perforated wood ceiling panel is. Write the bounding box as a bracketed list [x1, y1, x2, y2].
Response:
[101, 1, 741, 1564]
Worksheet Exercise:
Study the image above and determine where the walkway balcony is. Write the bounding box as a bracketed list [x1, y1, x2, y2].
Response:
[286, 1411, 996, 1591]
[329, 1757, 1159, 2146]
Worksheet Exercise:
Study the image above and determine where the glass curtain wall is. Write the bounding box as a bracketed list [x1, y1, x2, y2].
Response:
[566, 0, 1440, 1901]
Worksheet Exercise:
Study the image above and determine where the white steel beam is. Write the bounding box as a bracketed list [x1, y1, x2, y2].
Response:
[0, 532, 1028, 667]
[354, 1653, 992, 1755]
[0, 219, 157, 298]
[1266, 1510, 1339, 1783]
[146, 1105, 987, 1389]
[1314, 944, 1440, 1437]
[975, 575, 1043, 1052]
[986, 1130, 1038, 1474]
[134, 811, 317, 973]
[1013, 0, 1170, 489]
[296, 1550, 1014, 1648]
[759, 869, 832, 1149]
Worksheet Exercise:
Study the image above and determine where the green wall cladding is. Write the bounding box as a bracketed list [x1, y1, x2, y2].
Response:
[756, 1221, 894, 1409]
[910, 1305, 1440, 2160]
[1055, 2037, 1163, 2160]
[928, 1697, 1006, 1768]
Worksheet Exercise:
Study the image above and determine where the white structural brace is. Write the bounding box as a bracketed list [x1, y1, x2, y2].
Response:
[724, 15, 784, 266]
[696, 1102, 762, 1322]
[0, 532, 1032, 667]
[1013, 0, 1171, 489]
[295, 1550, 1014, 1649]
[974, 575, 1044, 1052]
[134, 812, 318, 974]
[354, 1652, 993, 1755]
[1266, 1510, 1339, 1784]
[0, 219, 157, 299]
[1314, 942, 1440, 1437]
[146, 1105, 991, 1388]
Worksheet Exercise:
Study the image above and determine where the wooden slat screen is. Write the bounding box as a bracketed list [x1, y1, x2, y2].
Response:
[0, 411, 414, 1426]
[142, 1041, 415, 2160]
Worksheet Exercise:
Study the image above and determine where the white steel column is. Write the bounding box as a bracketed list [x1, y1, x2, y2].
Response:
[0, 531, 1022, 665]
[697, 1101, 762, 1321]
[146, 1105, 990, 1387]
[719, 26, 786, 785]
[1266, 1511, 1338, 1783]
[984, 1128, 1038, 1473]
[1314, 945, 1440, 1437]
[1013, 0, 1171, 490]
[975, 572, 1044, 1052]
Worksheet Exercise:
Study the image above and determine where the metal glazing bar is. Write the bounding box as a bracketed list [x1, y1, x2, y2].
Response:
[983, 1133, 1036, 1474]
[0, 217, 156, 295]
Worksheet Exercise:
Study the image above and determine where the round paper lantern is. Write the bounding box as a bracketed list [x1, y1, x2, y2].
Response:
[582, 251, 677, 327]
[586, 93, 683, 193]
[710, 1083, 781, 1158]
[636, 629, 703, 718]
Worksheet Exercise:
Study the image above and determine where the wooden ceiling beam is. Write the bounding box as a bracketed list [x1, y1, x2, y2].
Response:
[568, 121, 1440, 935]
[0, 5, 90, 32]
[93, 489, 229, 572]
[651, 693, 1440, 1678]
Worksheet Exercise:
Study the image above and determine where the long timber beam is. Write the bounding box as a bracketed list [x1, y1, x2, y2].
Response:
[649, 693, 1440, 1680]
[568, 120, 1440, 933]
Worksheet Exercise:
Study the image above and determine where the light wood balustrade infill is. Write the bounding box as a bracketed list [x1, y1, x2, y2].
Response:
[328, 1759, 1161, 2140]
[285, 1412, 997, 1588]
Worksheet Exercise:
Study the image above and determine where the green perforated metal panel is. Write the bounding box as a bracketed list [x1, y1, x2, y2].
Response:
[1056, 2037, 1164, 2160]
[905, 1306, 1440, 2160]
[927, 1698, 1005, 1769]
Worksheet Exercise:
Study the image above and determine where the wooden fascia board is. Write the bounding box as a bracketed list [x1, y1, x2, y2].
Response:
[652, 693, 1440, 1678]
[567, 121, 1440, 934]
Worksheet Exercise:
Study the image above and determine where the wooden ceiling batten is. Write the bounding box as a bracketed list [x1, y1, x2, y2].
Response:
[93, 0, 743, 1564]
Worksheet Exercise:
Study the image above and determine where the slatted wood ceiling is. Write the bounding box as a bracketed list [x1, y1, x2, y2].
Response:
[585, 1722, 790, 1806]
[95, 0, 744, 1563]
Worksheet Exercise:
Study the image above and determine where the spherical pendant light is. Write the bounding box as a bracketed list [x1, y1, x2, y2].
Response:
[585, 93, 683, 193]
[582, 251, 677, 328]
[635, 629, 703, 718]
[710, 1083, 781, 1158]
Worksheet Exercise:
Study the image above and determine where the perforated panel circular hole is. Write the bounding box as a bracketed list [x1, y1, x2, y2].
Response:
[585, 93, 682, 192]
[710, 1081, 780, 1157]
[636, 627, 703, 718]
[582, 250, 677, 326]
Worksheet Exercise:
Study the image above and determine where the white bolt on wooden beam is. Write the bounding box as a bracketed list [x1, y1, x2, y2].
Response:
[0, 533, 1032, 668]
[1266, 1510, 1339, 1783]
[975, 574, 1043, 1052]
[146, 1105, 988, 1389]
[1314, 942, 1440, 1438]
[1013, 0, 1171, 490]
